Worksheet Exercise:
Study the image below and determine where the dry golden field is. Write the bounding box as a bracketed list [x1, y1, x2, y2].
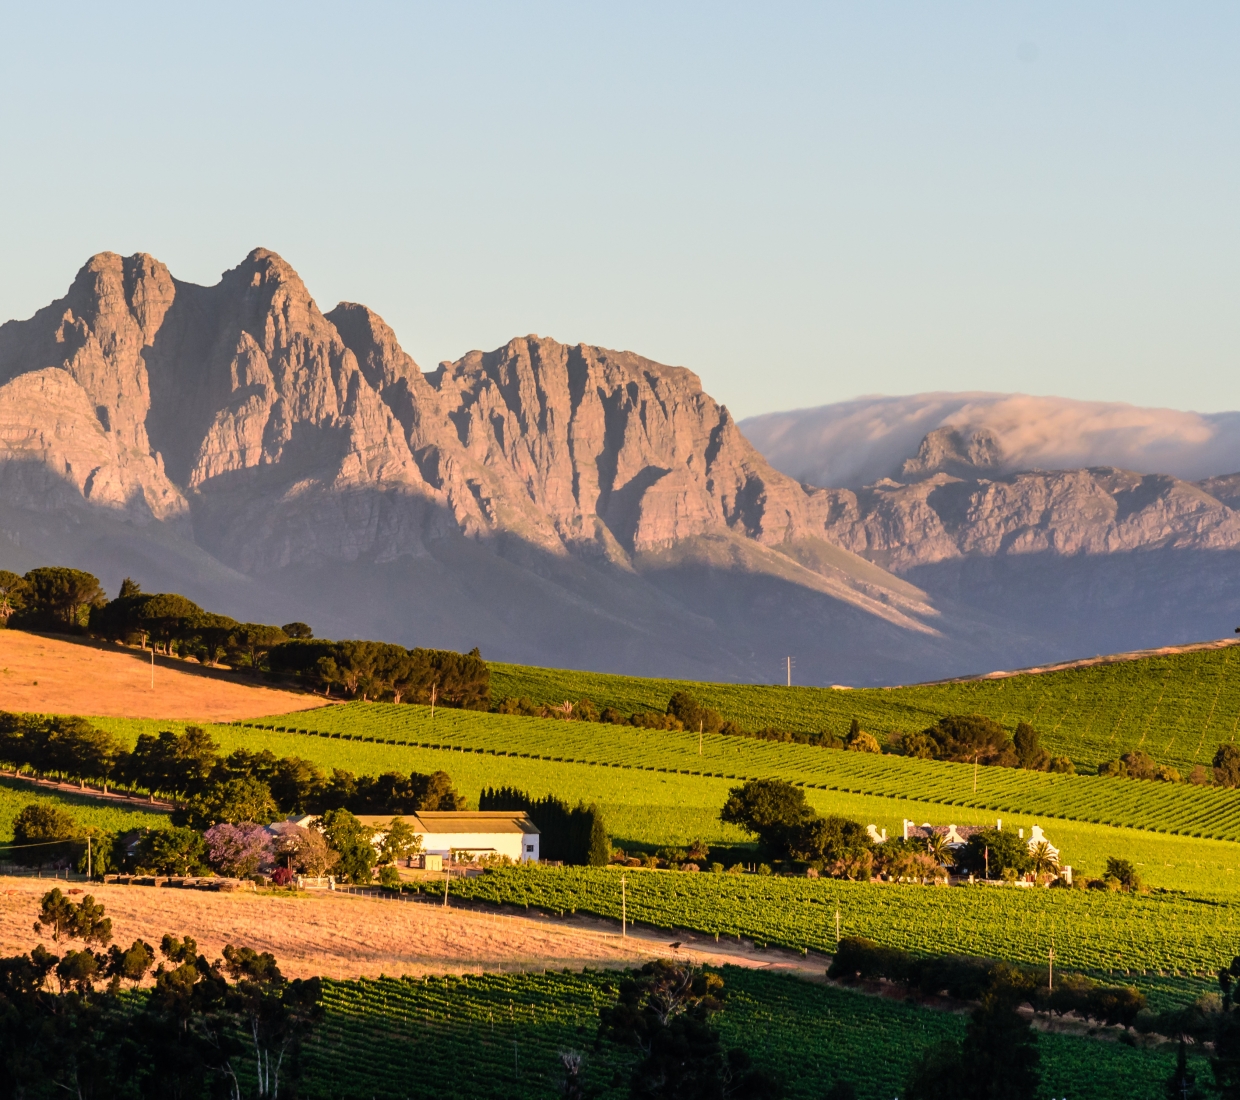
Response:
[0, 876, 817, 980]
[0, 630, 325, 721]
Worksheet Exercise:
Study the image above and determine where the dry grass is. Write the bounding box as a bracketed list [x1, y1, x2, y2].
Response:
[0, 876, 818, 980]
[0, 630, 324, 721]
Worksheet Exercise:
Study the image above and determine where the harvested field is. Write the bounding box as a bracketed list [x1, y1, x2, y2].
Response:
[0, 630, 324, 721]
[0, 876, 818, 979]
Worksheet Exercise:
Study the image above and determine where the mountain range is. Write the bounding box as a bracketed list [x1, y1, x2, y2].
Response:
[1, 249, 1237, 687]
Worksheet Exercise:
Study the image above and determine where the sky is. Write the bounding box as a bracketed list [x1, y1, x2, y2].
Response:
[0, 3, 1237, 419]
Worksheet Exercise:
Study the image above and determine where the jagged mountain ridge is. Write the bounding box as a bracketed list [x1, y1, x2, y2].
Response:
[1, 248, 1237, 683]
[0, 248, 987, 685]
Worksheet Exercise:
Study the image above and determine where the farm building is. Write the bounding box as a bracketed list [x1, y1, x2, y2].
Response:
[354, 811, 540, 863]
[867, 819, 1062, 865]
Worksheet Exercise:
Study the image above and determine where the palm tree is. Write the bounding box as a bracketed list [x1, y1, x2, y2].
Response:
[925, 832, 952, 871]
[1029, 840, 1058, 882]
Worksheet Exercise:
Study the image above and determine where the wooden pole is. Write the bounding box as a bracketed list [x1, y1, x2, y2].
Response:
[443, 865, 449, 907]
[150, 646, 155, 690]
[622, 874, 627, 937]
[698, 721, 703, 756]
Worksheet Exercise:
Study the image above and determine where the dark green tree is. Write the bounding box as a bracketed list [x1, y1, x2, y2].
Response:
[720, 779, 812, 858]
[1013, 722, 1050, 771]
[16, 567, 105, 630]
[0, 569, 28, 623]
[319, 808, 376, 884]
[598, 960, 782, 1099]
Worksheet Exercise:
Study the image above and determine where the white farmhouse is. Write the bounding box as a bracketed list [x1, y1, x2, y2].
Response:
[355, 811, 540, 863]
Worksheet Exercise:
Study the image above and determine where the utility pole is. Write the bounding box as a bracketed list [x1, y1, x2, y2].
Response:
[973, 752, 979, 793]
[443, 865, 449, 907]
[698, 720, 703, 756]
[150, 645, 155, 690]
[786, 656, 792, 687]
[430, 682, 437, 720]
[1048, 938, 1055, 991]
[86, 835, 91, 879]
[621, 874, 627, 937]
[834, 907, 841, 946]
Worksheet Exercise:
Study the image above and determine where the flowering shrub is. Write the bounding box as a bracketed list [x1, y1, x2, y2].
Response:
[204, 823, 273, 878]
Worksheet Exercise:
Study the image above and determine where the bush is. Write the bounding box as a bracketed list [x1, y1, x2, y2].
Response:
[11, 803, 81, 866]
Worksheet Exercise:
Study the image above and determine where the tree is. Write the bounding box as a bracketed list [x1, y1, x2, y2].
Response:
[377, 817, 423, 866]
[106, 938, 155, 989]
[136, 592, 204, 654]
[38, 716, 120, 782]
[1106, 856, 1141, 891]
[34, 887, 112, 947]
[132, 826, 210, 876]
[961, 828, 1031, 879]
[666, 692, 724, 734]
[598, 960, 782, 1099]
[788, 815, 873, 878]
[319, 809, 376, 884]
[1013, 722, 1050, 771]
[220, 945, 323, 1098]
[229, 623, 289, 673]
[1216, 745, 1240, 788]
[16, 567, 105, 629]
[280, 621, 313, 639]
[11, 803, 81, 867]
[0, 570, 27, 622]
[204, 823, 274, 878]
[188, 777, 280, 827]
[1029, 840, 1058, 881]
[720, 779, 812, 857]
[273, 825, 339, 877]
[917, 715, 1017, 766]
[1167, 1039, 1206, 1099]
[904, 993, 1040, 1100]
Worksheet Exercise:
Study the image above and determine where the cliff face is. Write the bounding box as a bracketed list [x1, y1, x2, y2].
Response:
[0, 248, 1235, 685]
[0, 249, 961, 684]
[807, 466, 1240, 573]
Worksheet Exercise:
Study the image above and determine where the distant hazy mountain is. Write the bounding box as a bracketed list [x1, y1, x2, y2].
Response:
[0, 252, 1236, 687]
[740, 393, 1240, 490]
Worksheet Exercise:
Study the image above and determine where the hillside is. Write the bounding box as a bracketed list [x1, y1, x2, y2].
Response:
[491, 639, 1240, 774]
[0, 630, 324, 720]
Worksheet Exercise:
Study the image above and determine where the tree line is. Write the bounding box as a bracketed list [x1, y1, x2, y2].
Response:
[478, 786, 609, 866]
[0, 566, 489, 707]
[0, 887, 320, 1098]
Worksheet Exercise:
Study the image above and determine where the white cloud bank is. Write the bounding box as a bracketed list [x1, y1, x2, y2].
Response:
[740, 393, 1240, 489]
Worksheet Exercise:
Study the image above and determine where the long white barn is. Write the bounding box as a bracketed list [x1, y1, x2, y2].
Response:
[354, 811, 540, 863]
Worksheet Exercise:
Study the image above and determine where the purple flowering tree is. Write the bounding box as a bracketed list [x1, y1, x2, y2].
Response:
[204, 823, 274, 878]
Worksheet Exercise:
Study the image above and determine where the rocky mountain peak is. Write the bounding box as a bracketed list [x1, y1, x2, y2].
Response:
[901, 426, 1004, 480]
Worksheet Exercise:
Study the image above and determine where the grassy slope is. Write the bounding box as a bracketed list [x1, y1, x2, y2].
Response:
[490, 642, 1240, 773]
[308, 968, 1191, 1100]
[91, 715, 1240, 894]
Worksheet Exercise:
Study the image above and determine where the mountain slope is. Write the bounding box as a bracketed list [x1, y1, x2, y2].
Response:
[0, 249, 993, 685]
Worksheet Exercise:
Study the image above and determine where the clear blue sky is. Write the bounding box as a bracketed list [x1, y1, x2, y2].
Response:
[1, 3, 1237, 418]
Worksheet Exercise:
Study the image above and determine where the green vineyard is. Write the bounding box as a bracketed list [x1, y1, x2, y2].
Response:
[304, 968, 1191, 1100]
[230, 701, 1240, 842]
[491, 641, 1240, 772]
[0, 775, 168, 844]
[441, 865, 1240, 976]
[88, 714, 1240, 897]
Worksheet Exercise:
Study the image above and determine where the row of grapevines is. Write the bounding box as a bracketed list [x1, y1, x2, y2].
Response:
[443, 866, 1240, 976]
[234, 701, 1240, 841]
[490, 641, 1240, 772]
[301, 968, 1189, 1099]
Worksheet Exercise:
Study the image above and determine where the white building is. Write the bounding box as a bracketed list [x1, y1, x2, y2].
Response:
[354, 810, 540, 863]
